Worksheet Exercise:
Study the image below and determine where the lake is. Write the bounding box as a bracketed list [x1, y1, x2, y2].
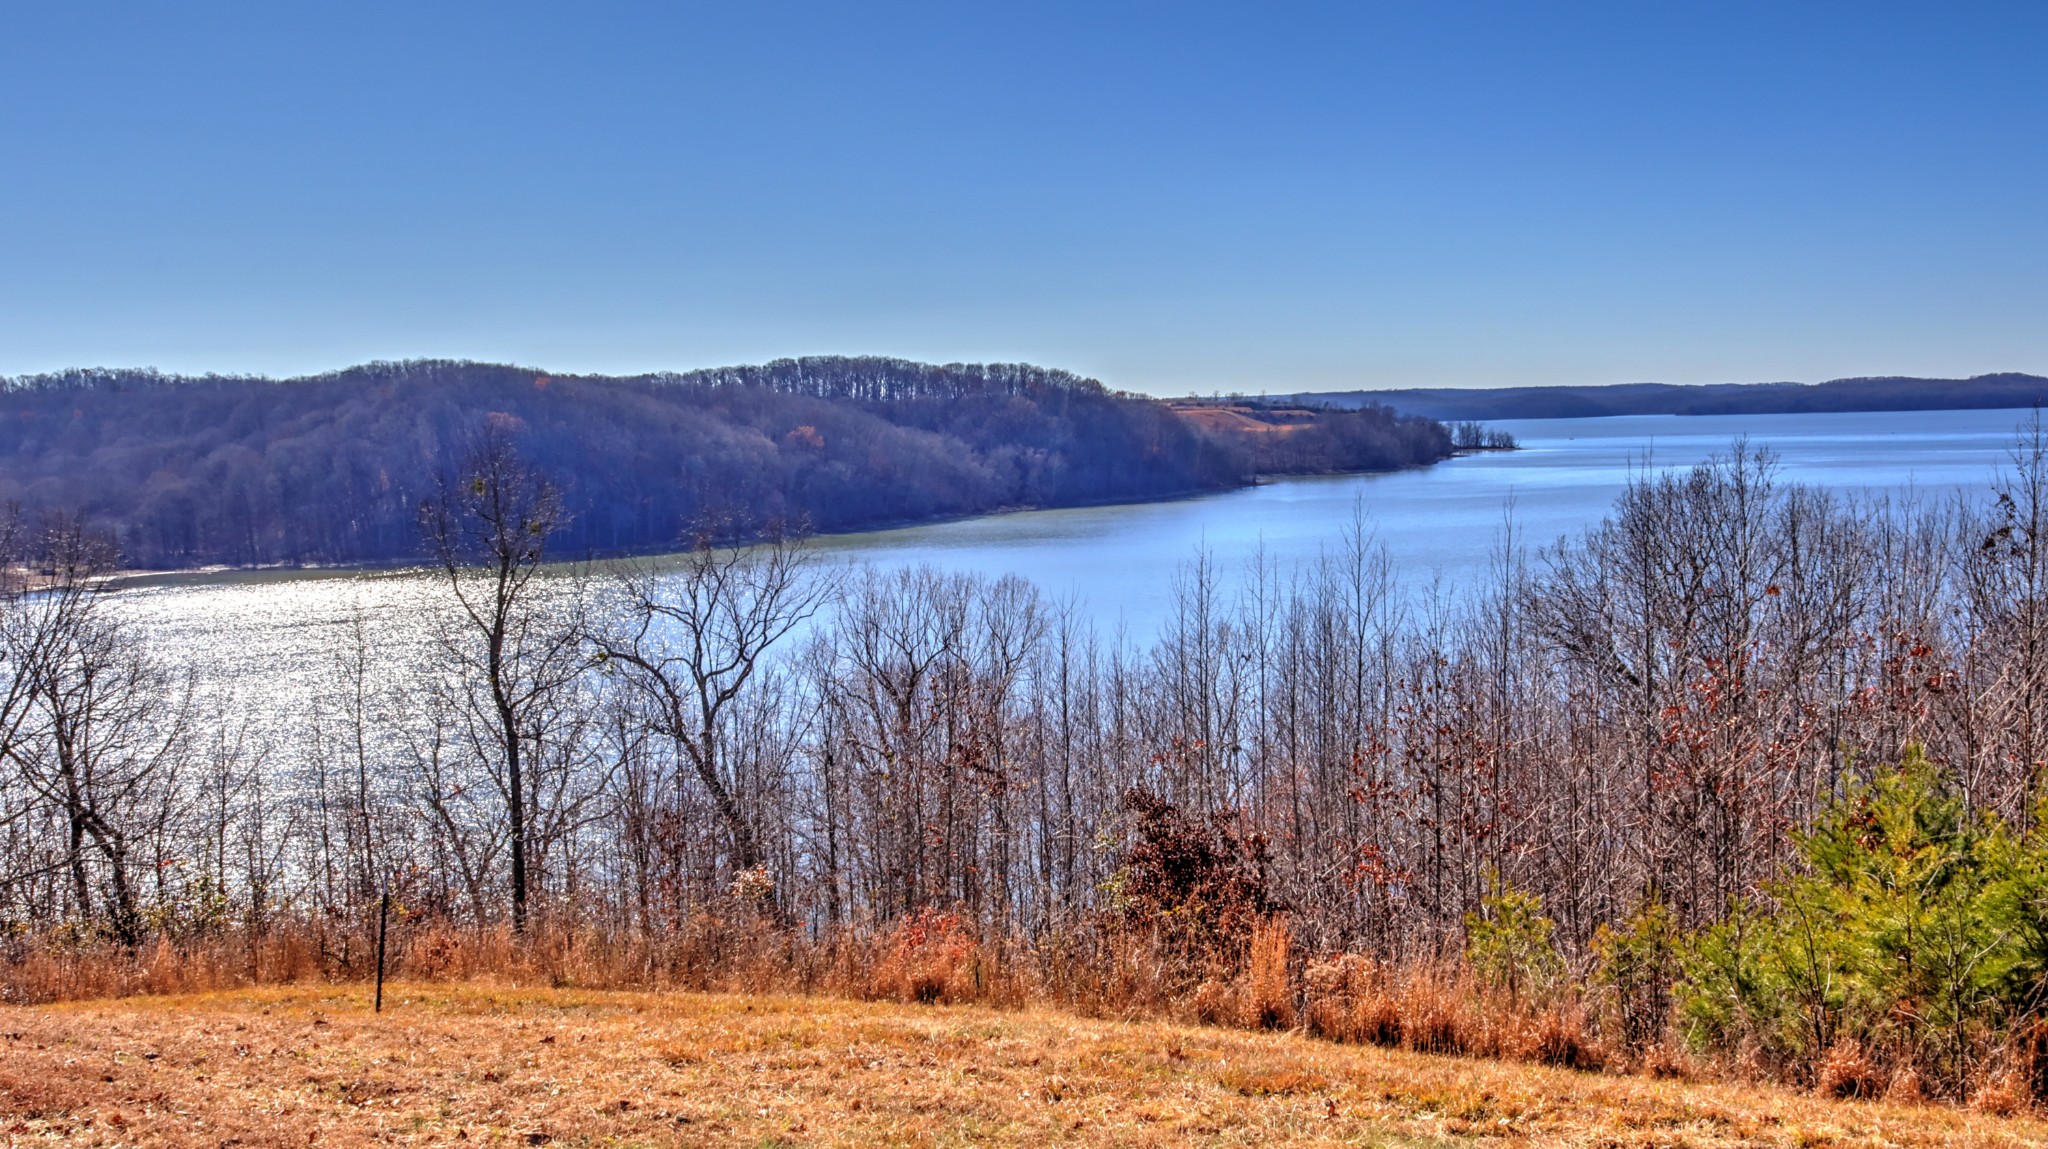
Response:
[105, 406, 2041, 737]
[798, 406, 2035, 632]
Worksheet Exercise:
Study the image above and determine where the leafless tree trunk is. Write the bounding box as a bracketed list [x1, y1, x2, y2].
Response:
[590, 529, 838, 903]
[0, 521, 189, 945]
[419, 424, 577, 932]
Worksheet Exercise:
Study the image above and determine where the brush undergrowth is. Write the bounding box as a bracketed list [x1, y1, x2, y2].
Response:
[7, 754, 2048, 1115]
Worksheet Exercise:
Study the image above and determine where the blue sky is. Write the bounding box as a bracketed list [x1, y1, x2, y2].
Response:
[2, 2, 2043, 393]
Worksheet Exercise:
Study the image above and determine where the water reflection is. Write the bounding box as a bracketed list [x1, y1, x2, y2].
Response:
[105, 407, 2038, 755]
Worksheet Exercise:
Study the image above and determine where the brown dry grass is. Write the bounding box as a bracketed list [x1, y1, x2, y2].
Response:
[2, 984, 2042, 1148]
[1170, 404, 1320, 437]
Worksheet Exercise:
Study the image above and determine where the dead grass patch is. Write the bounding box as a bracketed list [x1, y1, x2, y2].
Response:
[0, 983, 2040, 1147]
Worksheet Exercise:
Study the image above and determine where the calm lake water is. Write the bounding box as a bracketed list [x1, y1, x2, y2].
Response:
[106, 407, 2041, 734]
[799, 406, 2036, 632]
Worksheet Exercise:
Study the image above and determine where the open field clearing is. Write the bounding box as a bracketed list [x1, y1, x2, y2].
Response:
[1, 986, 2041, 1148]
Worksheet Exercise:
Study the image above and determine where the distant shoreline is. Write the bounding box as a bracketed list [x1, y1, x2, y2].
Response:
[1288, 372, 2048, 423]
[98, 454, 1469, 590]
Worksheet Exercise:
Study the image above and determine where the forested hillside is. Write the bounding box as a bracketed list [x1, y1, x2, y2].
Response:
[0, 357, 1452, 568]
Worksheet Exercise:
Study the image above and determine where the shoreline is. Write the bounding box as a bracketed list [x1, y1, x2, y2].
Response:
[99, 452, 1489, 591]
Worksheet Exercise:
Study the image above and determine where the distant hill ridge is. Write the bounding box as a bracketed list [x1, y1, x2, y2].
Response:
[1292, 372, 2048, 421]
[4, 355, 1116, 402]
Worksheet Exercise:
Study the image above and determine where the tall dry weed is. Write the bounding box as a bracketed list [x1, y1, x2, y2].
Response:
[1244, 916, 1294, 1029]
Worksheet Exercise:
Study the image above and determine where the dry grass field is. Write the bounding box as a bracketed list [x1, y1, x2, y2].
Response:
[1169, 402, 1321, 437]
[2, 984, 2042, 1148]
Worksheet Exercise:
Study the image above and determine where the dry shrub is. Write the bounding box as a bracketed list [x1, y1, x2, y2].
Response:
[1243, 917, 1294, 1029]
[1450, 947, 1605, 1070]
[407, 911, 817, 997]
[1966, 1024, 2047, 1116]
[1353, 970, 1406, 1046]
[2018, 1018, 2048, 1105]
[1299, 951, 1606, 1070]
[1517, 1005, 1604, 1071]
[1395, 965, 1469, 1056]
[869, 908, 982, 1004]
[1084, 932, 1177, 1017]
[1730, 1036, 1772, 1084]
[396, 923, 509, 983]
[1302, 953, 1368, 1040]
[1301, 953, 1403, 1046]
[2, 931, 315, 1004]
[656, 914, 801, 994]
[264, 928, 324, 983]
[0, 911, 835, 1007]
[1297, 955, 1466, 1053]
[1112, 789, 1274, 979]
[1816, 1040, 1883, 1100]
[1, 945, 83, 1004]
[1639, 1043, 1692, 1080]
[1887, 1064, 1927, 1104]
[1191, 977, 1236, 1025]
[1971, 1069, 2031, 1117]
[402, 923, 467, 980]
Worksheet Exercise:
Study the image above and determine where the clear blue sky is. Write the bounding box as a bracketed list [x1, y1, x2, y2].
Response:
[3, 2, 2043, 394]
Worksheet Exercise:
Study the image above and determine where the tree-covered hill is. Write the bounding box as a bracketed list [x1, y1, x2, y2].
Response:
[0, 357, 1452, 568]
[1298, 372, 2048, 421]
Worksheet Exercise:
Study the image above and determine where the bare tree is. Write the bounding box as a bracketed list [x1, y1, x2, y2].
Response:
[591, 527, 839, 902]
[0, 522, 189, 944]
[419, 424, 580, 932]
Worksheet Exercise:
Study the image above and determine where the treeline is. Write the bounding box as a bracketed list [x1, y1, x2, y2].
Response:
[1306, 371, 2048, 421]
[0, 357, 1453, 569]
[8, 431, 2048, 1108]
[1448, 420, 1517, 449]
